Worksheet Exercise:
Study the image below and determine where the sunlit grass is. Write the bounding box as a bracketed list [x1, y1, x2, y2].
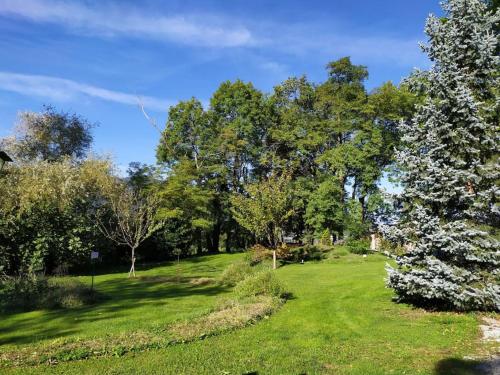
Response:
[1, 252, 491, 374]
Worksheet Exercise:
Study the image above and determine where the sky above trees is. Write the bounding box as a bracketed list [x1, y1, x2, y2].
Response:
[0, 0, 441, 169]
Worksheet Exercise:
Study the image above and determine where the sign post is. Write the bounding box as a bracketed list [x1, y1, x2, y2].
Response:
[90, 251, 99, 293]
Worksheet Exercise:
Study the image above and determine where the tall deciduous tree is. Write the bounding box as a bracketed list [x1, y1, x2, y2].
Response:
[157, 81, 269, 253]
[1, 105, 94, 162]
[386, 0, 499, 311]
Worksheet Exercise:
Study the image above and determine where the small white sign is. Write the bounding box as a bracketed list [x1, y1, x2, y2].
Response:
[91, 251, 99, 260]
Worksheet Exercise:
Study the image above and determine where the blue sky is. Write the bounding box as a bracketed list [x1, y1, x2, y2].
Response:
[0, 0, 441, 171]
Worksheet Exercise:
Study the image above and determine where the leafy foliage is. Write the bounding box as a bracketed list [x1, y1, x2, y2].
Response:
[345, 239, 370, 255]
[155, 61, 415, 252]
[0, 105, 94, 162]
[285, 244, 325, 262]
[0, 158, 116, 275]
[230, 172, 294, 248]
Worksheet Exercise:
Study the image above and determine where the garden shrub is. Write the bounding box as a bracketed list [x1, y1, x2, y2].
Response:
[346, 239, 370, 255]
[0, 275, 98, 312]
[245, 244, 273, 266]
[219, 262, 254, 286]
[275, 244, 293, 261]
[329, 246, 350, 258]
[234, 270, 286, 299]
[288, 244, 325, 262]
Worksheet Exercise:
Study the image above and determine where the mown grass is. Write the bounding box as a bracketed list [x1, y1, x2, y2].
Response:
[0, 254, 240, 348]
[1, 251, 496, 374]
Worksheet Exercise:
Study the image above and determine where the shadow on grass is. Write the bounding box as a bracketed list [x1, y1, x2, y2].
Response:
[0, 276, 230, 346]
[434, 357, 499, 375]
[79, 252, 241, 277]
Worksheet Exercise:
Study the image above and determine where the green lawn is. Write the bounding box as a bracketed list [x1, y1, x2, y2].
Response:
[0, 254, 237, 348]
[1, 252, 493, 374]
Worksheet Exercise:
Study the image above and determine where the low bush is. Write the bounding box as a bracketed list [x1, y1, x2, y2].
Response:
[46, 278, 98, 308]
[275, 244, 292, 261]
[0, 275, 49, 311]
[287, 244, 325, 262]
[329, 246, 350, 258]
[245, 244, 273, 266]
[234, 270, 286, 299]
[0, 275, 98, 312]
[218, 262, 254, 286]
[346, 239, 370, 255]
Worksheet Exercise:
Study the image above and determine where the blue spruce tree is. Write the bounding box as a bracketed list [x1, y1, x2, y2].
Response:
[386, 0, 500, 311]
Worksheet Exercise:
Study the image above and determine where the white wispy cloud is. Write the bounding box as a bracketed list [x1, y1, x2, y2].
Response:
[0, 0, 254, 48]
[256, 21, 427, 68]
[0, 0, 426, 68]
[0, 72, 172, 111]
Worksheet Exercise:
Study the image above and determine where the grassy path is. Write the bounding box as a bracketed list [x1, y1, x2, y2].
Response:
[3, 254, 488, 374]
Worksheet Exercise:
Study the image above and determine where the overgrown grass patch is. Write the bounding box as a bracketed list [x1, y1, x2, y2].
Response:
[169, 295, 282, 342]
[0, 276, 102, 312]
[233, 269, 287, 299]
[218, 261, 254, 286]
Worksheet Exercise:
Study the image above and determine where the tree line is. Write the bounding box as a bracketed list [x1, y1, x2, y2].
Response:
[0, 0, 497, 312]
[154, 57, 417, 255]
[0, 59, 416, 275]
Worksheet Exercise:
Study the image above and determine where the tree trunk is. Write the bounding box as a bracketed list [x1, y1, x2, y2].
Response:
[339, 174, 347, 239]
[128, 247, 136, 278]
[225, 228, 231, 253]
[196, 229, 203, 255]
[206, 223, 221, 253]
[359, 196, 366, 224]
[272, 250, 277, 270]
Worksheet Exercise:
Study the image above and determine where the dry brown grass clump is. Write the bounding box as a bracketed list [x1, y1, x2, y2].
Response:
[189, 277, 215, 286]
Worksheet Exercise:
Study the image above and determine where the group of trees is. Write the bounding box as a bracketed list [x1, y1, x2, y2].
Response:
[0, 107, 161, 276]
[155, 58, 416, 255]
[0, 0, 497, 312]
[0, 59, 414, 275]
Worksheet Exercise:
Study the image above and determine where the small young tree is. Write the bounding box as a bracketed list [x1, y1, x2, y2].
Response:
[98, 186, 162, 277]
[230, 172, 294, 269]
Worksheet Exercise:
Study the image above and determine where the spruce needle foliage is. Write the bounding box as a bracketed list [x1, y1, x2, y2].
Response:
[385, 0, 500, 311]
